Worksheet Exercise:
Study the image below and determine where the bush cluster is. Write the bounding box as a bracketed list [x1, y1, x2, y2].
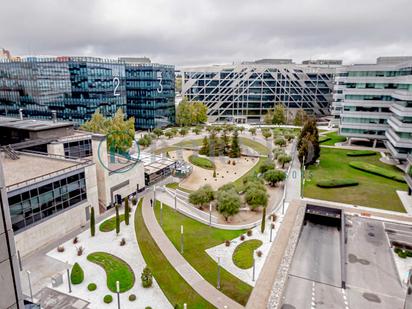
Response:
[103, 295, 113, 304]
[141, 267, 153, 288]
[87, 283, 97, 291]
[316, 179, 359, 188]
[349, 161, 406, 183]
[70, 263, 84, 285]
[346, 150, 376, 157]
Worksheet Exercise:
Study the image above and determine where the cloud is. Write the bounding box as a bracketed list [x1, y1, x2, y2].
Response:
[0, 0, 411, 66]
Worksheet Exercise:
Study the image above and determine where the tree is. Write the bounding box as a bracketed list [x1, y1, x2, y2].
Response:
[176, 99, 208, 126]
[259, 160, 275, 174]
[165, 131, 174, 139]
[115, 204, 120, 235]
[221, 131, 230, 155]
[261, 207, 266, 234]
[192, 101, 208, 124]
[272, 103, 286, 125]
[217, 190, 241, 221]
[274, 137, 286, 147]
[297, 118, 320, 165]
[189, 185, 214, 209]
[124, 198, 130, 226]
[278, 154, 292, 168]
[192, 127, 202, 135]
[170, 127, 178, 136]
[238, 126, 245, 133]
[249, 128, 257, 136]
[153, 128, 163, 138]
[261, 128, 272, 140]
[263, 170, 286, 187]
[199, 136, 210, 156]
[90, 207, 95, 237]
[264, 109, 274, 125]
[179, 127, 189, 136]
[229, 130, 241, 158]
[82, 108, 135, 153]
[294, 109, 308, 126]
[138, 134, 152, 147]
[245, 186, 268, 210]
[141, 267, 153, 288]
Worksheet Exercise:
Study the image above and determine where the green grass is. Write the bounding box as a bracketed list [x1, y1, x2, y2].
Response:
[154, 201, 252, 306]
[87, 252, 135, 293]
[319, 131, 346, 146]
[316, 179, 359, 188]
[233, 157, 266, 191]
[188, 155, 216, 170]
[232, 240, 263, 269]
[346, 150, 377, 157]
[99, 215, 125, 232]
[349, 161, 406, 183]
[239, 137, 270, 155]
[319, 136, 331, 143]
[165, 182, 194, 194]
[174, 139, 203, 148]
[304, 147, 407, 212]
[153, 146, 179, 155]
[134, 199, 213, 308]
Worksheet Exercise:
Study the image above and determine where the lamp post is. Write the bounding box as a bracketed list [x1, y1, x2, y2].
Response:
[180, 225, 184, 254]
[116, 281, 120, 309]
[209, 203, 212, 226]
[66, 262, 72, 293]
[301, 156, 305, 198]
[153, 185, 156, 206]
[217, 257, 221, 289]
[252, 251, 256, 282]
[174, 190, 177, 211]
[183, 304, 187, 309]
[270, 223, 274, 242]
[160, 202, 163, 227]
[26, 270, 33, 302]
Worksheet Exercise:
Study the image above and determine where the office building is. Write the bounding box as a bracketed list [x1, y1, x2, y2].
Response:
[182, 59, 340, 123]
[332, 56, 412, 160]
[0, 56, 175, 129]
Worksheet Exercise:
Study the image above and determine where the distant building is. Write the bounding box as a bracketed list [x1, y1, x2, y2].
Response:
[0, 56, 175, 129]
[331, 56, 412, 160]
[0, 48, 11, 59]
[182, 60, 341, 123]
[302, 59, 342, 65]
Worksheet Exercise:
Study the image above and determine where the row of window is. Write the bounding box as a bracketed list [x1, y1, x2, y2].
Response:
[64, 139, 92, 158]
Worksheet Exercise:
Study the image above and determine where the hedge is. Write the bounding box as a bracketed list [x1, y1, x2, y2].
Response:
[316, 179, 359, 188]
[319, 136, 331, 143]
[87, 283, 97, 291]
[188, 155, 215, 170]
[103, 295, 113, 304]
[70, 263, 84, 285]
[346, 150, 376, 157]
[349, 161, 406, 183]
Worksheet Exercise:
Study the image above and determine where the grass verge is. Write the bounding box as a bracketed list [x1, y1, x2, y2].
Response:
[349, 161, 406, 183]
[99, 215, 125, 232]
[154, 201, 252, 305]
[320, 131, 346, 146]
[87, 252, 135, 293]
[165, 182, 194, 194]
[135, 199, 213, 308]
[232, 240, 263, 269]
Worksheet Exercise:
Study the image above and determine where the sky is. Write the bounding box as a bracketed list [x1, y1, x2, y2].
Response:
[1, 0, 411, 67]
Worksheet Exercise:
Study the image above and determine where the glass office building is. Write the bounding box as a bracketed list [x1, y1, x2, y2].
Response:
[125, 63, 175, 129]
[0, 57, 175, 129]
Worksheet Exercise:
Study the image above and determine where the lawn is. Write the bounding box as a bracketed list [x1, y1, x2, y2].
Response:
[153, 146, 179, 155]
[188, 155, 216, 170]
[87, 252, 135, 293]
[134, 199, 213, 308]
[165, 182, 193, 194]
[304, 148, 407, 212]
[232, 240, 263, 269]
[99, 214, 125, 232]
[154, 202, 252, 306]
[239, 137, 270, 155]
[174, 139, 203, 148]
[233, 157, 266, 191]
[319, 131, 346, 146]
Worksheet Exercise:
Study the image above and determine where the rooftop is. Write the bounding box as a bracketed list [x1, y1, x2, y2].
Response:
[137, 152, 176, 174]
[0, 116, 73, 131]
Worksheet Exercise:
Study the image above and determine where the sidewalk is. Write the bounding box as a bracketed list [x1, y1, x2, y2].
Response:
[141, 192, 244, 309]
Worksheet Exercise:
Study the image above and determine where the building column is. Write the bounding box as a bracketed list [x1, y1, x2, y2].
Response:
[373, 139, 377, 148]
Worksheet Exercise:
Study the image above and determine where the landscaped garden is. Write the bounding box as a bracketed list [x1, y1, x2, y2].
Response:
[188, 154, 215, 170]
[134, 199, 213, 308]
[99, 215, 125, 232]
[319, 131, 346, 146]
[304, 147, 407, 212]
[232, 240, 263, 269]
[153, 201, 253, 305]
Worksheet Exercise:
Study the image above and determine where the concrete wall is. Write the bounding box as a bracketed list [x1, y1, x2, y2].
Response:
[47, 142, 65, 157]
[108, 162, 145, 202]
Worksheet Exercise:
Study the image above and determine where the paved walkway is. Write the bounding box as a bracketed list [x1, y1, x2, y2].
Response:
[141, 192, 244, 309]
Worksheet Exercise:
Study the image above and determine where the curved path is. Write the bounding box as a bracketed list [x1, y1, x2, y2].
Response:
[141, 192, 244, 309]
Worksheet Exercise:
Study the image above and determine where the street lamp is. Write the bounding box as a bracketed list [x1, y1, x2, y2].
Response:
[217, 257, 221, 289]
[270, 223, 275, 242]
[180, 225, 184, 254]
[153, 185, 156, 206]
[209, 203, 212, 226]
[66, 262, 72, 293]
[160, 202, 163, 227]
[26, 270, 33, 302]
[174, 190, 177, 211]
[183, 304, 187, 309]
[252, 251, 256, 282]
[116, 281, 120, 309]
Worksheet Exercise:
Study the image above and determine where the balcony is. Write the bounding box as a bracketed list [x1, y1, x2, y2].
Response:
[384, 140, 408, 161]
[392, 90, 412, 101]
[386, 129, 412, 148]
[387, 116, 412, 133]
[340, 110, 392, 118]
[342, 99, 391, 108]
[390, 102, 412, 117]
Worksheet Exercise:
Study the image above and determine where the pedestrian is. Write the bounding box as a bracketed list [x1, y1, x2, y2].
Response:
[150, 199, 153, 207]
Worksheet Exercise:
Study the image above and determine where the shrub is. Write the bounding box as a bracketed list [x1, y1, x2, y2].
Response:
[141, 267, 153, 288]
[90, 206, 95, 237]
[57, 246, 65, 253]
[232, 161, 236, 166]
[216, 189, 241, 221]
[346, 150, 376, 157]
[73, 236, 79, 244]
[349, 161, 406, 182]
[274, 137, 286, 147]
[87, 283, 97, 291]
[120, 238, 126, 246]
[129, 294, 137, 301]
[247, 229, 253, 237]
[394, 247, 402, 254]
[189, 155, 215, 170]
[228, 160, 231, 164]
[245, 186, 268, 210]
[131, 197, 137, 205]
[77, 246, 84, 256]
[213, 169, 217, 177]
[189, 185, 215, 209]
[261, 207, 266, 233]
[407, 251, 412, 258]
[259, 160, 275, 174]
[398, 251, 408, 259]
[263, 169, 286, 187]
[256, 250, 263, 257]
[70, 263, 84, 285]
[240, 235, 245, 241]
[225, 240, 231, 247]
[316, 179, 359, 188]
[103, 295, 113, 304]
[145, 307, 152, 309]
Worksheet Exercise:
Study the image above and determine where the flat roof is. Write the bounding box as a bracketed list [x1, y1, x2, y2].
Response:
[0, 116, 73, 131]
[2, 152, 82, 189]
[137, 152, 176, 174]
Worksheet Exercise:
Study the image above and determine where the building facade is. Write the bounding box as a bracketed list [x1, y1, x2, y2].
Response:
[182, 60, 340, 123]
[0, 57, 175, 129]
[332, 57, 412, 160]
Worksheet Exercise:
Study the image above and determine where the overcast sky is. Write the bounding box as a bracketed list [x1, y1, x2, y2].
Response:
[1, 0, 411, 67]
